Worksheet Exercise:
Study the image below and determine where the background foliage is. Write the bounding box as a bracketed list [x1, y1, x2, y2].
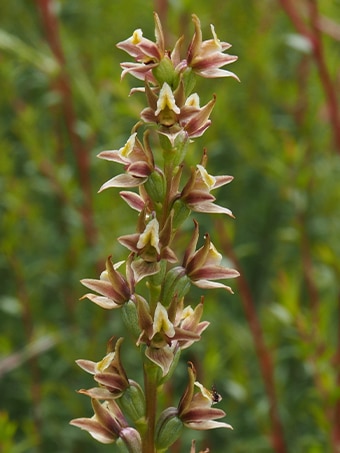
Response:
[1, 1, 340, 452]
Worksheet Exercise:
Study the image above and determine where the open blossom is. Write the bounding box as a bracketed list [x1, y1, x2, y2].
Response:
[75, 337, 129, 399]
[174, 297, 209, 349]
[70, 398, 141, 449]
[141, 81, 216, 140]
[118, 215, 178, 281]
[187, 14, 239, 79]
[98, 131, 156, 189]
[181, 158, 234, 216]
[137, 300, 202, 376]
[117, 12, 238, 85]
[116, 12, 165, 83]
[80, 256, 134, 309]
[182, 220, 239, 292]
[178, 362, 232, 431]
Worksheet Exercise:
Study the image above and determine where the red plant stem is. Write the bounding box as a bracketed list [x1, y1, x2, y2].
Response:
[216, 221, 287, 453]
[35, 0, 98, 253]
[278, 0, 340, 153]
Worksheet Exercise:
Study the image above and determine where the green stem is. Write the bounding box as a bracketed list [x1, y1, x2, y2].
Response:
[142, 361, 160, 453]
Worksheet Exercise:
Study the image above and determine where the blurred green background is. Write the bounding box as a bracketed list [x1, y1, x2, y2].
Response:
[1, 0, 340, 452]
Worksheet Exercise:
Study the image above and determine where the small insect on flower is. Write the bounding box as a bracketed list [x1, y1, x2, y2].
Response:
[211, 385, 222, 404]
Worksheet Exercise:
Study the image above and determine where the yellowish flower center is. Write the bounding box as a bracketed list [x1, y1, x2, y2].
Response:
[185, 93, 200, 108]
[137, 218, 161, 254]
[197, 165, 216, 189]
[155, 83, 180, 116]
[131, 29, 143, 45]
[119, 133, 137, 158]
[95, 352, 115, 373]
[153, 302, 175, 338]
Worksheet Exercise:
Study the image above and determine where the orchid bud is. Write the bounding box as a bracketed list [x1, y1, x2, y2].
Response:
[121, 300, 140, 339]
[116, 427, 142, 453]
[153, 55, 179, 88]
[155, 407, 183, 451]
[144, 169, 165, 203]
[172, 198, 191, 228]
[118, 380, 146, 426]
[161, 266, 191, 307]
[182, 67, 197, 97]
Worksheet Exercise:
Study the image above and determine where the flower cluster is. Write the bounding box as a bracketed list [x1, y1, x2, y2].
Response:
[71, 12, 239, 452]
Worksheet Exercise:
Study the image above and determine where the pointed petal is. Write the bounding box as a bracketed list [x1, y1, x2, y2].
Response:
[76, 359, 96, 374]
[70, 417, 115, 444]
[185, 420, 232, 430]
[118, 233, 140, 252]
[213, 175, 234, 188]
[178, 362, 196, 415]
[182, 220, 199, 268]
[192, 280, 234, 293]
[81, 278, 121, 300]
[78, 387, 119, 400]
[145, 345, 174, 376]
[81, 294, 121, 309]
[92, 399, 122, 434]
[128, 161, 152, 178]
[193, 266, 240, 280]
[183, 407, 226, 422]
[199, 68, 239, 80]
[190, 203, 234, 217]
[94, 373, 128, 392]
[97, 150, 126, 164]
[184, 96, 215, 137]
[119, 191, 145, 211]
[162, 246, 178, 263]
[99, 174, 146, 191]
[132, 259, 160, 282]
[153, 12, 165, 53]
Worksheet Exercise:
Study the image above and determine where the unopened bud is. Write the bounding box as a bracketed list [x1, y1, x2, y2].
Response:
[116, 427, 142, 453]
[172, 198, 191, 228]
[118, 380, 146, 426]
[182, 67, 197, 97]
[160, 130, 189, 167]
[144, 169, 165, 203]
[155, 407, 183, 451]
[153, 56, 179, 88]
[161, 266, 191, 306]
[121, 300, 140, 339]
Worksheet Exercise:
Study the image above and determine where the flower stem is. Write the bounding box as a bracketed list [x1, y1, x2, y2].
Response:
[143, 361, 160, 453]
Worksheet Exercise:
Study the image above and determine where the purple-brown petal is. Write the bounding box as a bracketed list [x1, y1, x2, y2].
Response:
[182, 220, 200, 268]
[192, 280, 234, 292]
[94, 373, 128, 392]
[190, 203, 234, 217]
[192, 266, 240, 280]
[182, 407, 226, 423]
[119, 191, 145, 212]
[80, 294, 121, 309]
[185, 420, 232, 430]
[145, 345, 174, 377]
[78, 387, 118, 400]
[97, 150, 126, 164]
[118, 233, 140, 252]
[70, 417, 116, 444]
[81, 279, 123, 302]
[128, 161, 152, 178]
[76, 359, 96, 374]
[99, 174, 147, 191]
